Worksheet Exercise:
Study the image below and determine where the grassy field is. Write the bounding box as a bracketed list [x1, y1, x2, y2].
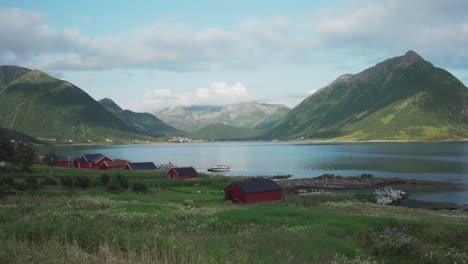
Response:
[1, 165, 468, 263]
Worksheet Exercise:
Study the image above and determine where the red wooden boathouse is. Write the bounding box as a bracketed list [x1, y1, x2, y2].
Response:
[73, 154, 112, 169]
[99, 160, 128, 170]
[224, 178, 282, 204]
[167, 167, 198, 179]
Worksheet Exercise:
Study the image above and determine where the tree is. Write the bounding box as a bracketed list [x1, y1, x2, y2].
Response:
[47, 147, 58, 175]
[0, 132, 14, 162]
[12, 142, 35, 172]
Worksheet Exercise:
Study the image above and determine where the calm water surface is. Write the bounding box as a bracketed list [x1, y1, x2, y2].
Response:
[42, 141, 468, 205]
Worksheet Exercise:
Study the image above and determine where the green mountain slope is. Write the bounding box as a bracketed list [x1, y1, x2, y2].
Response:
[0, 125, 40, 143]
[0, 69, 146, 142]
[268, 51, 468, 140]
[0, 66, 31, 88]
[193, 123, 265, 140]
[255, 108, 290, 130]
[156, 102, 290, 132]
[99, 98, 183, 137]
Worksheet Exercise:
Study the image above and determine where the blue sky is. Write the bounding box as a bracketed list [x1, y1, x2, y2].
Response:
[1, 0, 467, 112]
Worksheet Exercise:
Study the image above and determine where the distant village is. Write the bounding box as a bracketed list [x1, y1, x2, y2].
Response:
[37, 153, 200, 180]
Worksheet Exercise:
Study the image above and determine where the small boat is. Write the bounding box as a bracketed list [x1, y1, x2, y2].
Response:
[207, 165, 230, 172]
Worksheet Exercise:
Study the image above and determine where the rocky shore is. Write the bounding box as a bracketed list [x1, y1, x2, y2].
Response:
[276, 174, 462, 192]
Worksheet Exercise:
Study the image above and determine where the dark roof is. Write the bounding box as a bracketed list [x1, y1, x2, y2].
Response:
[228, 179, 281, 193]
[74, 156, 86, 163]
[127, 162, 156, 170]
[82, 154, 106, 162]
[171, 167, 198, 175]
[103, 160, 128, 168]
[43, 156, 69, 163]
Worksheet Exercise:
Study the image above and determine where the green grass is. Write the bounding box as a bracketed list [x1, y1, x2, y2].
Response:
[1, 165, 468, 263]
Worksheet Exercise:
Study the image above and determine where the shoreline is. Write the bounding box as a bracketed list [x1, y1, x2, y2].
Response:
[35, 138, 468, 147]
[248, 173, 465, 192]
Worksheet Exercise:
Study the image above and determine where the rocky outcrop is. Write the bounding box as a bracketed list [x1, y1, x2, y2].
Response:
[375, 187, 408, 205]
[278, 174, 405, 191]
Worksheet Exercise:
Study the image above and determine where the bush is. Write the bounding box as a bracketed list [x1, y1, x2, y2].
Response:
[132, 182, 147, 193]
[60, 176, 74, 187]
[25, 176, 39, 189]
[115, 174, 129, 189]
[100, 173, 110, 186]
[0, 177, 15, 186]
[107, 174, 129, 192]
[13, 182, 27, 191]
[75, 176, 90, 189]
[41, 177, 58, 186]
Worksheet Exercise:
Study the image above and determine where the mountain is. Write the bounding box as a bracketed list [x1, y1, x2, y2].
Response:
[268, 51, 468, 140]
[99, 98, 183, 137]
[0, 67, 146, 142]
[156, 102, 290, 132]
[255, 108, 291, 130]
[0, 66, 31, 88]
[193, 123, 265, 140]
[0, 124, 40, 143]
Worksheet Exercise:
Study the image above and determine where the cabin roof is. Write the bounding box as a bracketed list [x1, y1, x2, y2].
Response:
[228, 178, 281, 193]
[127, 162, 156, 170]
[82, 154, 106, 162]
[74, 156, 87, 163]
[104, 160, 128, 167]
[171, 167, 198, 175]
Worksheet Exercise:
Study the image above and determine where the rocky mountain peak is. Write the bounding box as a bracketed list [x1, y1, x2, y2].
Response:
[400, 50, 426, 66]
[99, 98, 123, 113]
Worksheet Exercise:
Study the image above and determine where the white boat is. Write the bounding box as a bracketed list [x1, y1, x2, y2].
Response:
[207, 165, 230, 172]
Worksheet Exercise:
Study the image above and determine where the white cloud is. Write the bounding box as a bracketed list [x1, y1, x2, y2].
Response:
[128, 81, 249, 112]
[1, 1, 468, 77]
[210, 81, 248, 96]
[144, 88, 173, 98]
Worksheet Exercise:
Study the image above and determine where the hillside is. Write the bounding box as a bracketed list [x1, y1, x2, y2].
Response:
[0, 66, 31, 88]
[192, 123, 265, 140]
[99, 98, 183, 137]
[0, 68, 147, 142]
[156, 102, 289, 132]
[268, 51, 468, 140]
[255, 108, 290, 130]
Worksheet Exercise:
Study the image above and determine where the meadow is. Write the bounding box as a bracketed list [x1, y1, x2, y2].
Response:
[1, 165, 467, 263]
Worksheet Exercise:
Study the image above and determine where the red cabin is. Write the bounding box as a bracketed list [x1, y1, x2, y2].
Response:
[167, 167, 198, 179]
[224, 179, 282, 204]
[41, 156, 71, 168]
[99, 160, 128, 170]
[54, 157, 71, 168]
[73, 154, 112, 169]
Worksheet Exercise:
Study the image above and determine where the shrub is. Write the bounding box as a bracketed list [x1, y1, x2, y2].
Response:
[100, 173, 110, 186]
[60, 176, 74, 187]
[107, 180, 122, 192]
[41, 177, 58, 186]
[107, 175, 129, 192]
[25, 176, 39, 189]
[13, 182, 27, 191]
[75, 176, 90, 189]
[132, 182, 147, 193]
[115, 174, 129, 189]
[0, 177, 15, 186]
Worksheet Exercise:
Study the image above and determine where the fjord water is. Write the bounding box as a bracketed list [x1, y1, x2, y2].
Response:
[47, 142, 468, 205]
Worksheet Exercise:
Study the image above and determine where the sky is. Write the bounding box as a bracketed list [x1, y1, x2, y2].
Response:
[0, 0, 467, 112]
